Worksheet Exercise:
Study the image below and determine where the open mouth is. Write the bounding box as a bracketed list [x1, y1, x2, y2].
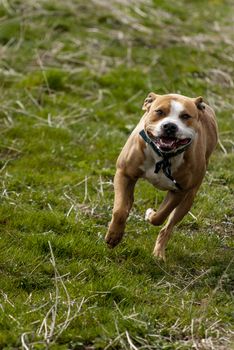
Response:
[153, 136, 191, 152]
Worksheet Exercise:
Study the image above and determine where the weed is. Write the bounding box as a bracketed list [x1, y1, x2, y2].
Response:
[0, 0, 233, 349]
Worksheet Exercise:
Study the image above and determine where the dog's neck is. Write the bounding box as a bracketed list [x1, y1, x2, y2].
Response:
[139, 129, 191, 190]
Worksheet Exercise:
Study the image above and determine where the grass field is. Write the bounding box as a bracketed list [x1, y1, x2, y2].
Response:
[0, 0, 233, 349]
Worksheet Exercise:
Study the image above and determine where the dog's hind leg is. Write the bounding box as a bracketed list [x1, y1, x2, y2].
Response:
[153, 186, 199, 260]
[145, 190, 186, 226]
[105, 169, 136, 248]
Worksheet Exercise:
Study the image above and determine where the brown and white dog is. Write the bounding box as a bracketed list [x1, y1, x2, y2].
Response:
[105, 92, 218, 260]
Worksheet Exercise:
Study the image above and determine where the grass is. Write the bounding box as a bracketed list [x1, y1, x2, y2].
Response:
[0, 0, 233, 349]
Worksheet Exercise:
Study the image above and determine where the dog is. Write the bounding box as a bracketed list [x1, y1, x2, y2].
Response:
[105, 92, 218, 260]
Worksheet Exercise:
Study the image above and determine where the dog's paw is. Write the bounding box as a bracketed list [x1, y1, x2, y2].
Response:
[105, 231, 123, 248]
[153, 246, 166, 261]
[145, 208, 154, 222]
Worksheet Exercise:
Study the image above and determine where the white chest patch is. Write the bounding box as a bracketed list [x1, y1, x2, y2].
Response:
[140, 145, 184, 190]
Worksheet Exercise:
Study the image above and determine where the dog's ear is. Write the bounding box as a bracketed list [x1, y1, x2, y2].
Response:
[194, 96, 206, 111]
[142, 92, 158, 111]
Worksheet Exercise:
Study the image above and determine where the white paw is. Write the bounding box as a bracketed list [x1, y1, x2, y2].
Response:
[145, 208, 154, 221]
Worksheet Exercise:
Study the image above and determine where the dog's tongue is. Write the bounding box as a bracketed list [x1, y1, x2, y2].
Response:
[159, 137, 177, 149]
[178, 138, 190, 145]
[154, 136, 191, 152]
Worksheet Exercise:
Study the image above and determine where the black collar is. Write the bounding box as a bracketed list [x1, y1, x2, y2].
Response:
[139, 129, 190, 190]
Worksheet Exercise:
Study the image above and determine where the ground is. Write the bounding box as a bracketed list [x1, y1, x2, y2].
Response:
[0, 0, 233, 349]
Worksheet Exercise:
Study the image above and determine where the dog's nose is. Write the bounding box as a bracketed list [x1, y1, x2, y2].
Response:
[162, 122, 178, 135]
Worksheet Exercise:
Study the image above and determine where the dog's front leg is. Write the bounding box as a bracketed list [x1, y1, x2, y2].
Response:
[105, 169, 136, 248]
[152, 187, 199, 260]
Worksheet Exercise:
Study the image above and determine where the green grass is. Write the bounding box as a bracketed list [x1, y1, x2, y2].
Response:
[0, 0, 233, 349]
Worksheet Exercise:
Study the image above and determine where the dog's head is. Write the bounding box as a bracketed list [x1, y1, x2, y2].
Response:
[142, 92, 205, 153]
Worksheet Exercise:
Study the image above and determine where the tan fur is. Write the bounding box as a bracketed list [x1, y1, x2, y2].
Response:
[105, 93, 218, 260]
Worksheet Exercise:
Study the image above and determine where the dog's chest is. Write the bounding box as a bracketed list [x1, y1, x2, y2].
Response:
[140, 147, 184, 190]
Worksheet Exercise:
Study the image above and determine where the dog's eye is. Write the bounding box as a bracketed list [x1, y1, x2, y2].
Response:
[155, 109, 164, 116]
[181, 113, 192, 120]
